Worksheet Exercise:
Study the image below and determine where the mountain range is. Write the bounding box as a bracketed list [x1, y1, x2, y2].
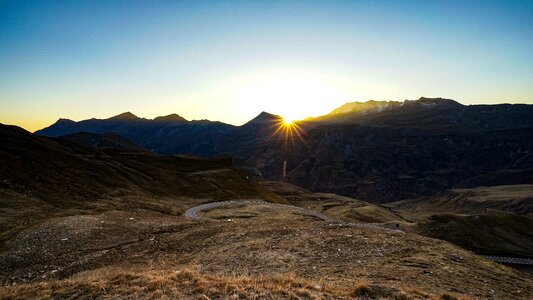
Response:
[35, 97, 533, 203]
[2, 101, 533, 298]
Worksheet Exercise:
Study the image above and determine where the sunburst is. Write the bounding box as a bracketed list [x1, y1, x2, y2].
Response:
[271, 117, 306, 145]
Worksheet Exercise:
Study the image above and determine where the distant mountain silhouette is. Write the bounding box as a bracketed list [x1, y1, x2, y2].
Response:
[245, 111, 282, 125]
[36, 112, 235, 156]
[153, 114, 187, 122]
[107, 111, 142, 121]
[35, 98, 533, 202]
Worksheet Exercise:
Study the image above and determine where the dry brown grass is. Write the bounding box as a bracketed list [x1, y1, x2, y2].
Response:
[0, 267, 333, 299]
[0, 265, 468, 300]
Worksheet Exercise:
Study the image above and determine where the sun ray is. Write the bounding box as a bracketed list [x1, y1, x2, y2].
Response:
[269, 116, 307, 146]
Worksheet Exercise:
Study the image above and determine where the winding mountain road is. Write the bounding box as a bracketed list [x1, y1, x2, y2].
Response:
[184, 199, 403, 233]
[184, 199, 533, 266]
[481, 256, 533, 266]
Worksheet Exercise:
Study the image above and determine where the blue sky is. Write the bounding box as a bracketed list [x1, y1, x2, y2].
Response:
[1, 0, 532, 131]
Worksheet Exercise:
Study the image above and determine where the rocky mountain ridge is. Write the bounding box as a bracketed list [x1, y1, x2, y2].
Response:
[34, 98, 533, 203]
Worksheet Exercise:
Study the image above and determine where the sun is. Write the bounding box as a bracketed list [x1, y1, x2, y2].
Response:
[231, 70, 350, 122]
[270, 116, 306, 146]
[282, 117, 294, 126]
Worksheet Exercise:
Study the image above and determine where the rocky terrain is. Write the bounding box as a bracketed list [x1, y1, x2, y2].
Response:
[2, 198, 533, 299]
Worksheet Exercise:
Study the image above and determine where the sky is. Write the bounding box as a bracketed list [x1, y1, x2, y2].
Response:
[1, 0, 532, 131]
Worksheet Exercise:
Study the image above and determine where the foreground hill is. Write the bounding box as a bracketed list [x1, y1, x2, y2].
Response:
[4, 208, 533, 299]
[35, 98, 533, 203]
[1, 196, 532, 299]
[0, 124, 282, 242]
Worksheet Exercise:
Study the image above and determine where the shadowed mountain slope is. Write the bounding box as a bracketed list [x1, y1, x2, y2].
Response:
[60, 132, 146, 151]
[35, 98, 533, 203]
[35, 113, 235, 156]
[0, 124, 283, 243]
[253, 124, 533, 203]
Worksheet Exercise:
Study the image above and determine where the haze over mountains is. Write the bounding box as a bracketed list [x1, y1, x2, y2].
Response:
[36, 97, 533, 203]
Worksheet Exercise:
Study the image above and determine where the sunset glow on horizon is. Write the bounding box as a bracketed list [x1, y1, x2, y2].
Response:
[230, 69, 353, 123]
[1, 1, 532, 132]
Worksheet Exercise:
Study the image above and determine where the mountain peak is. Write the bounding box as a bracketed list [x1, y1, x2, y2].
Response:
[107, 112, 140, 120]
[328, 98, 464, 117]
[246, 111, 281, 125]
[329, 100, 397, 116]
[35, 118, 76, 135]
[153, 114, 187, 122]
[415, 97, 463, 107]
[54, 118, 76, 124]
